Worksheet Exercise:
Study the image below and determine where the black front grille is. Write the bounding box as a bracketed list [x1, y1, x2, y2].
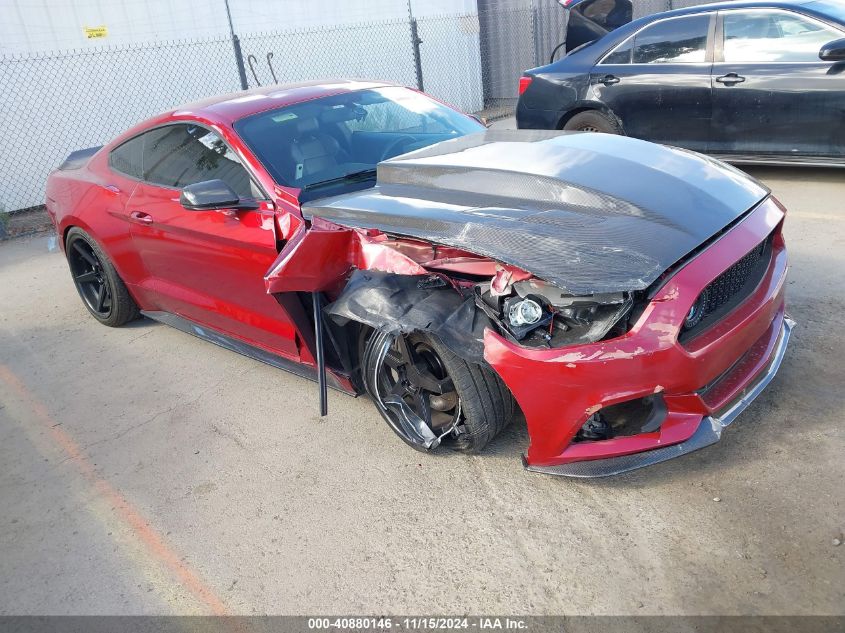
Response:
[705, 242, 766, 312]
[680, 236, 772, 343]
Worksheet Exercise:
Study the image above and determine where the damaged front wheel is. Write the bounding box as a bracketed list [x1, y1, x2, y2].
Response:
[362, 330, 514, 453]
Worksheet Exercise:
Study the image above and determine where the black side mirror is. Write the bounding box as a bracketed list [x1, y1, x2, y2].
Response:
[820, 38, 845, 62]
[179, 179, 258, 211]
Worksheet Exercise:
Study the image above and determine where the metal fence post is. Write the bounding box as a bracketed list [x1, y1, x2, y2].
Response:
[223, 0, 248, 90]
[410, 17, 424, 91]
[231, 34, 249, 90]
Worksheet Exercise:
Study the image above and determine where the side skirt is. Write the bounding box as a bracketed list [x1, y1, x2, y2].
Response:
[141, 310, 356, 395]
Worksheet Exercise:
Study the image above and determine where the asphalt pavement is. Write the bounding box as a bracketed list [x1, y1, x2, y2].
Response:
[0, 159, 842, 615]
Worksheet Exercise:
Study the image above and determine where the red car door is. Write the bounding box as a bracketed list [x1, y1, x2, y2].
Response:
[125, 123, 299, 359]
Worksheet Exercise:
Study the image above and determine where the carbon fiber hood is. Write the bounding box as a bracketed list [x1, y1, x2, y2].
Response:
[303, 130, 769, 294]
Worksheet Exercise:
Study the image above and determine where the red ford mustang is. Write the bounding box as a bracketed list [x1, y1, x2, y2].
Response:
[46, 80, 792, 477]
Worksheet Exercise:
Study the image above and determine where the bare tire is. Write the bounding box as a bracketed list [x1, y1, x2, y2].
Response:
[563, 111, 622, 134]
[362, 329, 514, 453]
[65, 227, 139, 327]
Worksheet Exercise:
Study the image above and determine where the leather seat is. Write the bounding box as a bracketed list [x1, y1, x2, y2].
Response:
[289, 116, 344, 181]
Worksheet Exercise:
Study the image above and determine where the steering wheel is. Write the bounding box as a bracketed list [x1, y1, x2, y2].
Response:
[380, 135, 417, 162]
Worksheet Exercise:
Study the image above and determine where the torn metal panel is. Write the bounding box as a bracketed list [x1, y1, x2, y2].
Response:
[324, 270, 493, 363]
[265, 217, 511, 294]
[303, 130, 769, 295]
[264, 224, 354, 294]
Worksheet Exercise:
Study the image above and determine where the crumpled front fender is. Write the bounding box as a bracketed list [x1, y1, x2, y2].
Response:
[264, 218, 429, 295]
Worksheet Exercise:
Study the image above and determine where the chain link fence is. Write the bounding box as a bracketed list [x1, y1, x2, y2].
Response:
[0, 38, 241, 214]
[0, 1, 713, 214]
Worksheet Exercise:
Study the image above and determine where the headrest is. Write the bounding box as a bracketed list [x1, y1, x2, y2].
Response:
[296, 116, 319, 135]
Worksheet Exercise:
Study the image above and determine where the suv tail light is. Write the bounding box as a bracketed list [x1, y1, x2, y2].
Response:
[518, 76, 533, 95]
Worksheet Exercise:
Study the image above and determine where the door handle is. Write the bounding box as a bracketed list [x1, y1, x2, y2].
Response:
[129, 210, 153, 225]
[598, 74, 620, 86]
[716, 73, 746, 85]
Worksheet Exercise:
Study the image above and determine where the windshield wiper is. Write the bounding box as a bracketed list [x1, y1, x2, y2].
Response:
[303, 168, 377, 191]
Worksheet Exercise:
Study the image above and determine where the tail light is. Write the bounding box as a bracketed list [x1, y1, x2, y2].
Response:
[518, 76, 533, 95]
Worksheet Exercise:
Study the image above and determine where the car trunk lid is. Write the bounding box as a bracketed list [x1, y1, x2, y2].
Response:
[563, 0, 633, 52]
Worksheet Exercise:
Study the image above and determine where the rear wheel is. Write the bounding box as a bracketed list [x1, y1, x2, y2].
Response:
[362, 330, 514, 453]
[66, 227, 139, 327]
[563, 111, 622, 134]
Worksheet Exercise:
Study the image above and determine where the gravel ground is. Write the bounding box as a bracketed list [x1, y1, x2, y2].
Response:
[0, 206, 52, 241]
[0, 164, 842, 616]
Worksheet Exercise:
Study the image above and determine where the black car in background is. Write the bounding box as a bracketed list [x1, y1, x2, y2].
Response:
[517, 0, 845, 165]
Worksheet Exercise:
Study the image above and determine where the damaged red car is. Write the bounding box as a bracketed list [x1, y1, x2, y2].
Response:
[46, 80, 793, 477]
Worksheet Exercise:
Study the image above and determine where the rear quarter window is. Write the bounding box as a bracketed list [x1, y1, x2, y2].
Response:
[108, 135, 144, 179]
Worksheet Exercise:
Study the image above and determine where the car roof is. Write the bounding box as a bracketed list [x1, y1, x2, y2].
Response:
[640, 0, 824, 20]
[167, 79, 398, 125]
[566, 0, 840, 63]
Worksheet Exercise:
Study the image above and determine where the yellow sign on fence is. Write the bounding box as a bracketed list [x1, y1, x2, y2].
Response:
[83, 26, 108, 39]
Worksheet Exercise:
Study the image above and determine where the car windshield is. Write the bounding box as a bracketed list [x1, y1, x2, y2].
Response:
[806, 1, 845, 25]
[234, 86, 484, 198]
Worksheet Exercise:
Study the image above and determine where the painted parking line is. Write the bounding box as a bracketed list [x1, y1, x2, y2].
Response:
[0, 363, 229, 616]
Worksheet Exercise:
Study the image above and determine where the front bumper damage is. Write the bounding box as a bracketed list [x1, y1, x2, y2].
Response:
[484, 197, 791, 477]
[522, 316, 794, 477]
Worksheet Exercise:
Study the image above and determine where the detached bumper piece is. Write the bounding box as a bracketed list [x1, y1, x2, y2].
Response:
[525, 317, 794, 478]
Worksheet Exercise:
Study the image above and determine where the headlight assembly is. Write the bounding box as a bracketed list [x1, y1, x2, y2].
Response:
[503, 294, 553, 340]
[477, 278, 634, 347]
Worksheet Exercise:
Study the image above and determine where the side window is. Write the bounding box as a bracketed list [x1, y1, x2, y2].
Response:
[141, 124, 255, 199]
[108, 135, 144, 179]
[602, 36, 633, 64]
[632, 14, 710, 64]
[722, 10, 843, 63]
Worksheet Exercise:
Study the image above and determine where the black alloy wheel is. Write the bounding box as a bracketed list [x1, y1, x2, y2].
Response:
[64, 227, 139, 327]
[68, 237, 113, 318]
[365, 331, 462, 451]
[362, 329, 515, 454]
